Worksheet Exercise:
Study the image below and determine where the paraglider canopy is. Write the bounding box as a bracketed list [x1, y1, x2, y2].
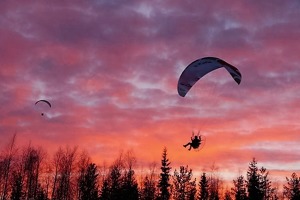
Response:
[35, 100, 51, 116]
[35, 100, 51, 107]
[177, 57, 242, 97]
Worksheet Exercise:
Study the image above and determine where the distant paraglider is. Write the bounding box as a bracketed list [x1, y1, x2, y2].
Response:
[183, 130, 205, 151]
[177, 57, 242, 97]
[35, 100, 51, 116]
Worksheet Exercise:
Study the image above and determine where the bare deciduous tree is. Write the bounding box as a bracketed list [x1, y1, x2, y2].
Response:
[0, 132, 17, 200]
[21, 145, 45, 199]
[51, 146, 78, 200]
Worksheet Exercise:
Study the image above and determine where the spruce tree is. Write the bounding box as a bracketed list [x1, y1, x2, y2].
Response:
[108, 161, 123, 200]
[246, 158, 276, 200]
[120, 166, 139, 200]
[157, 147, 171, 200]
[78, 163, 99, 200]
[208, 176, 220, 200]
[198, 172, 209, 200]
[99, 179, 110, 200]
[99, 161, 123, 200]
[283, 172, 300, 200]
[246, 158, 262, 200]
[259, 167, 273, 200]
[140, 175, 157, 200]
[232, 175, 247, 200]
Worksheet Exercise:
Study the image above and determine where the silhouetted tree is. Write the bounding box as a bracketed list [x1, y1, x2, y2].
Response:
[247, 158, 262, 200]
[121, 168, 139, 200]
[283, 172, 300, 200]
[100, 180, 110, 200]
[198, 172, 209, 200]
[187, 177, 197, 200]
[172, 165, 196, 200]
[78, 163, 99, 200]
[120, 151, 139, 200]
[51, 147, 63, 199]
[206, 164, 221, 200]
[51, 146, 77, 200]
[232, 175, 247, 200]
[99, 155, 124, 200]
[76, 151, 92, 199]
[208, 176, 220, 200]
[99, 179, 110, 200]
[98, 161, 109, 200]
[157, 147, 171, 200]
[0, 133, 17, 200]
[246, 158, 277, 200]
[10, 171, 23, 200]
[140, 175, 157, 200]
[140, 163, 158, 200]
[22, 145, 44, 199]
[41, 162, 52, 199]
[259, 167, 275, 200]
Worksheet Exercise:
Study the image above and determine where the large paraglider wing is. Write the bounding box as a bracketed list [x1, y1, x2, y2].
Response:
[177, 57, 242, 97]
[35, 100, 51, 107]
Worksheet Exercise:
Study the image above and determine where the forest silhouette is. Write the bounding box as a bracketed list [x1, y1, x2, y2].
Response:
[0, 134, 299, 200]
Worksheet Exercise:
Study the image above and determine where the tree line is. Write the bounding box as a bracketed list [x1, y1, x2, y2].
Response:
[0, 135, 299, 200]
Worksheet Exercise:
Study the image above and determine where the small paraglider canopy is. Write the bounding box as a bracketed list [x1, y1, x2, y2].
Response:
[35, 100, 51, 116]
[177, 57, 242, 97]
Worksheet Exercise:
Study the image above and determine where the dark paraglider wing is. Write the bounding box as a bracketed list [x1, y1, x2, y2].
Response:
[177, 57, 242, 97]
[35, 100, 51, 107]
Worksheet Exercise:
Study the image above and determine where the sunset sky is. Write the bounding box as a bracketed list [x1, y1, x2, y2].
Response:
[1, 0, 300, 184]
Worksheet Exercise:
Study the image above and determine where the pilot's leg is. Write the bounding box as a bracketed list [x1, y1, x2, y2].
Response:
[183, 143, 190, 148]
